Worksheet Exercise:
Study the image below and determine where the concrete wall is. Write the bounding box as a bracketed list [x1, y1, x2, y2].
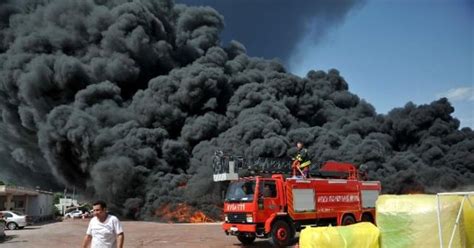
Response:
[27, 193, 54, 216]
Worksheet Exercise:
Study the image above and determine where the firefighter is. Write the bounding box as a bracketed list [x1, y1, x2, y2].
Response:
[241, 184, 248, 196]
[294, 141, 311, 178]
[263, 184, 272, 197]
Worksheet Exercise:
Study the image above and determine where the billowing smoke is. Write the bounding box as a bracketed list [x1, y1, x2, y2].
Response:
[0, 0, 473, 220]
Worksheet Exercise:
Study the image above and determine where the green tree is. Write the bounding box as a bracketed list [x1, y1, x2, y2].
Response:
[53, 192, 62, 204]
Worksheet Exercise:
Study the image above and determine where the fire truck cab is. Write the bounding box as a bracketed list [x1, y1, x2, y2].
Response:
[218, 160, 381, 247]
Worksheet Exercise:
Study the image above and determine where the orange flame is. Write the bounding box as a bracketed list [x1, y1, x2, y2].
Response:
[400, 185, 425, 194]
[177, 182, 187, 189]
[403, 189, 425, 194]
[155, 203, 215, 223]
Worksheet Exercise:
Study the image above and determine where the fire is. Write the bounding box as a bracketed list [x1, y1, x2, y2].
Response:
[155, 203, 215, 223]
[177, 181, 187, 189]
[403, 189, 425, 194]
[399, 185, 425, 194]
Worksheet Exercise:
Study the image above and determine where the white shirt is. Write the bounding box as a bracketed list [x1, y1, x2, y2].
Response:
[86, 215, 123, 248]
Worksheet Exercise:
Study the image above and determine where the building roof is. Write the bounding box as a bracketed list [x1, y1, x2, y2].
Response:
[0, 185, 48, 196]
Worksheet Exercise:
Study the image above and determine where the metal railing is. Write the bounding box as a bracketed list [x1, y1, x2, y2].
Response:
[212, 150, 291, 175]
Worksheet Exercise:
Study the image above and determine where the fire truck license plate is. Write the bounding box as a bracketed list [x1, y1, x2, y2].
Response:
[230, 227, 238, 232]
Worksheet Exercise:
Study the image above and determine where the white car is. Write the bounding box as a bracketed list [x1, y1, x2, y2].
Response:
[1, 211, 28, 230]
[64, 209, 83, 219]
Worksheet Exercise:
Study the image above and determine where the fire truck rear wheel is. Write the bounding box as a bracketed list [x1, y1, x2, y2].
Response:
[361, 213, 374, 223]
[270, 220, 294, 247]
[237, 234, 256, 245]
[341, 214, 356, 225]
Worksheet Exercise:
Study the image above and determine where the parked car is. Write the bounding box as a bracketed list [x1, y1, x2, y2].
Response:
[81, 210, 92, 218]
[64, 209, 83, 219]
[0, 211, 28, 230]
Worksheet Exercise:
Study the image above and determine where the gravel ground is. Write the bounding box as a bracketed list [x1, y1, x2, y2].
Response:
[0, 219, 296, 247]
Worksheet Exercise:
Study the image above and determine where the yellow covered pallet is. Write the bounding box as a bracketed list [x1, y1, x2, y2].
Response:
[464, 196, 474, 248]
[376, 194, 467, 248]
[299, 222, 380, 248]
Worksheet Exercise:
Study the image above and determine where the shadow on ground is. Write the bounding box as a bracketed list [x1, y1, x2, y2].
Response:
[0, 234, 22, 243]
[30, 218, 62, 227]
[229, 237, 299, 247]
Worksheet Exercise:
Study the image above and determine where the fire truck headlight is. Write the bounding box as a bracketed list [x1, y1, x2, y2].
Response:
[246, 213, 253, 223]
[224, 215, 228, 222]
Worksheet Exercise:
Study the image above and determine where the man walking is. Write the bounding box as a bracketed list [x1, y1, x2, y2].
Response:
[82, 200, 124, 248]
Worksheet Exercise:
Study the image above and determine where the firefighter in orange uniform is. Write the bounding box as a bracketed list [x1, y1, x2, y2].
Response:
[294, 141, 311, 178]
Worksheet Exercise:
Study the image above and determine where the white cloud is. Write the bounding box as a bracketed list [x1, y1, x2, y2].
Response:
[436, 87, 474, 102]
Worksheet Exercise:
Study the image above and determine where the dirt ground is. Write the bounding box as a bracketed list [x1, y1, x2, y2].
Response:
[0, 219, 298, 247]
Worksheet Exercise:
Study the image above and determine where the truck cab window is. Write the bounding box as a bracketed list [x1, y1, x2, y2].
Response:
[225, 180, 256, 202]
[261, 181, 277, 198]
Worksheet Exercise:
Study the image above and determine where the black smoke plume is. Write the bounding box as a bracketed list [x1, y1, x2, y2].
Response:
[0, 0, 472, 220]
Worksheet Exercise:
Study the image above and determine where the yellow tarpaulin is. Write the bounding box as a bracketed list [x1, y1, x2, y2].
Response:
[464, 196, 474, 248]
[299, 222, 380, 248]
[376, 194, 467, 248]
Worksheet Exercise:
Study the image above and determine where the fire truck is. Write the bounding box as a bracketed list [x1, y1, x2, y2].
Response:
[213, 151, 381, 247]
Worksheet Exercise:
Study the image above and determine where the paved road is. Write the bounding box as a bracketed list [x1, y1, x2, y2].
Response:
[0, 219, 293, 247]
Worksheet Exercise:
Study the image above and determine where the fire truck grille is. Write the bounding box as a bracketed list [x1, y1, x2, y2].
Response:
[227, 213, 246, 223]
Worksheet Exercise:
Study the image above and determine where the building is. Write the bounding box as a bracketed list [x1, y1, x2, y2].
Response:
[55, 197, 79, 215]
[0, 185, 54, 220]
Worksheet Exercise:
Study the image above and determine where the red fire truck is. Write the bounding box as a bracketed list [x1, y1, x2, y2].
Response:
[213, 154, 381, 247]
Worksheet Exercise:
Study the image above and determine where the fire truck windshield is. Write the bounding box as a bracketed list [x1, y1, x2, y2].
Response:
[225, 180, 256, 202]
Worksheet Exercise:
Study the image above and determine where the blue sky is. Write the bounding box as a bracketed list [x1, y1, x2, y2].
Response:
[289, 0, 473, 128]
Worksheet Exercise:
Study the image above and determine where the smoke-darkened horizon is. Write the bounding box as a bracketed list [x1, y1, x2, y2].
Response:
[0, 0, 473, 220]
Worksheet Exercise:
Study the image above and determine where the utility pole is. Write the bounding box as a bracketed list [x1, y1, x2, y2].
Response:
[63, 188, 67, 215]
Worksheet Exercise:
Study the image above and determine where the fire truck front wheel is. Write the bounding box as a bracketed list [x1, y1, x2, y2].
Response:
[270, 220, 294, 247]
[237, 234, 256, 245]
